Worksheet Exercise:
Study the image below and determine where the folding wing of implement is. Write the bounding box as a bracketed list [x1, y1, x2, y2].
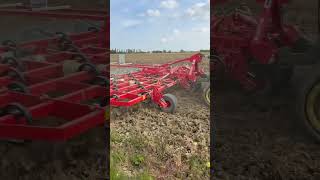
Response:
[0, 4, 108, 141]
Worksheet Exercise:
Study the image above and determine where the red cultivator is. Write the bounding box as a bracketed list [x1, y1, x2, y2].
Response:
[0, 4, 108, 141]
[212, 0, 320, 141]
[110, 53, 210, 113]
[212, 0, 301, 92]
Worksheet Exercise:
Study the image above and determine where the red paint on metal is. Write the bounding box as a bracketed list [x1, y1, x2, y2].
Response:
[212, 0, 301, 92]
[0, 5, 108, 141]
[110, 53, 205, 108]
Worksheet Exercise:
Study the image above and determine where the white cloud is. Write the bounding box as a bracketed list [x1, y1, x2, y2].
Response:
[161, 28, 181, 43]
[171, 13, 180, 18]
[146, 9, 161, 17]
[186, 2, 210, 20]
[122, 19, 142, 28]
[112, 1, 210, 51]
[173, 29, 180, 35]
[137, 13, 146, 17]
[161, 37, 168, 43]
[160, 0, 179, 9]
[192, 27, 209, 33]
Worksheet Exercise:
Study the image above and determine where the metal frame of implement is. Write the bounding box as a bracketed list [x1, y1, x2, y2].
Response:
[110, 53, 206, 109]
[0, 4, 108, 141]
[211, 0, 300, 92]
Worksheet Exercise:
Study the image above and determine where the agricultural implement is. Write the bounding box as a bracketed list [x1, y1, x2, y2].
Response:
[0, 4, 108, 142]
[110, 53, 210, 114]
[212, 0, 320, 141]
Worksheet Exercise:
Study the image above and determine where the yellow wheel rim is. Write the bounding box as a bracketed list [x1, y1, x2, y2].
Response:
[204, 87, 210, 106]
[306, 82, 320, 132]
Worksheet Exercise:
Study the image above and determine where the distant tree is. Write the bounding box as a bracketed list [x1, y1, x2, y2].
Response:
[200, 49, 210, 53]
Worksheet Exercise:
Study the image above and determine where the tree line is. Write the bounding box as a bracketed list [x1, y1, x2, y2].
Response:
[111, 49, 210, 54]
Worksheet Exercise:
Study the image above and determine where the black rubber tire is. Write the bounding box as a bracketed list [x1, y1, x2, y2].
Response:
[99, 97, 108, 107]
[78, 63, 99, 75]
[290, 37, 312, 53]
[160, 94, 177, 113]
[88, 27, 99, 32]
[296, 64, 320, 142]
[1, 57, 25, 71]
[56, 32, 72, 51]
[2, 40, 16, 47]
[0, 103, 31, 143]
[55, 32, 68, 40]
[72, 53, 90, 63]
[7, 81, 29, 93]
[4, 103, 32, 124]
[92, 75, 109, 87]
[202, 83, 210, 107]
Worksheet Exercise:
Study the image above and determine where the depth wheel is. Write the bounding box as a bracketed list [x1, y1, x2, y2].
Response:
[88, 27, 99, 32]
[92, 75, 109, 87]
[0, 103, 32, 143]
[2, 40, 16, 48]
[72, 53, 90, 63]
[7, 81, 29, 93]
[297, 65, 320, 142]
[78, 63, 99, 75]
[160, 94, 177, 113]
[1, 57, 24, 71]
[2, 103, 32, 124]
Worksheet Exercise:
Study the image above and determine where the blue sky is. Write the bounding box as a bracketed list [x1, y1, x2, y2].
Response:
[111, 0, 210, 51]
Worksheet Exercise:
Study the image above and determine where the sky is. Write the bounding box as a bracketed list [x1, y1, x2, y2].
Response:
[110, 0, 210, 52]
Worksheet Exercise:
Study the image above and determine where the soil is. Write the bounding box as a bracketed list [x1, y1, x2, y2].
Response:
[0, 127, 107, 180]
[111, 88, 210, 179]
[212, 84, 320, 180]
